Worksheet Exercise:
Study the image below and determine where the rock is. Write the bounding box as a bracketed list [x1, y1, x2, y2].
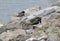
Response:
[0, 39, 2, 41]
[24, 6, 59, 25]
[24, 6, 41, 16]
[26, 37, 38, 41]
[25, 29, 34, 35]
[26, 35, 47, 41]
[13, 35, 31, 41]
[0, 29, 26, 41]
[47, 34, 60, 41]
[33, 24, 43, 29]
[0, 23, 3, 28]
[0, 6, 60, 41]
[32, 39, 39, 41]
[0, 26, 6, 34]
[38, 35, 47, 40]
[26, 17, 41, 25]
[17, 11, 25, 17]
[52, 1, 60, 6]
[10, 16, 20, 23]
[17, 6, 41, 17]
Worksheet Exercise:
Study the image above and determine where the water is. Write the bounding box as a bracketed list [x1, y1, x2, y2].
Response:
[0, 0, 57, 24]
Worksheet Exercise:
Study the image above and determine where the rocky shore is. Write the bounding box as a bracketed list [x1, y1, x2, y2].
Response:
[0, 1, 60, 41]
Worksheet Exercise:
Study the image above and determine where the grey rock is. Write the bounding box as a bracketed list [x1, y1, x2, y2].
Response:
[52, 1, 60, 6]
[0, 26, 6, 34]
[32, 39, 39, 41]
[47, 34, 60, 41]
[13, 35, 31, 41]
[0, 39, 2, 41]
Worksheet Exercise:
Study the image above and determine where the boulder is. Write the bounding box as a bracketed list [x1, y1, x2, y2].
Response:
[0, 29, 26, 41]
[17, 6, 41, 17]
